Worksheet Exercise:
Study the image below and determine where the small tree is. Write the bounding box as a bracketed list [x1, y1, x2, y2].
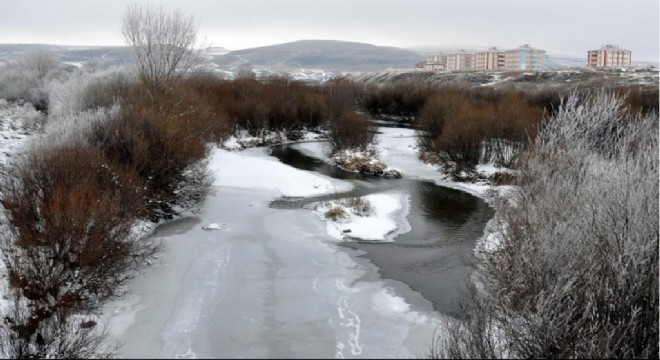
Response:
[235, 63, 256, 80]
[121, 4, 206, 102]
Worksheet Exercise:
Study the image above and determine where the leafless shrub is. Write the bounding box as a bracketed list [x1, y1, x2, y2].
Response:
[423, 282, 504, 359]
[436, 91, 659, 358]
[327, 112, 374, 153]
[363, 82, 433, 118]
[0, 145, 157, 350]
[89, 89, 210, 220]
[417, 88, 543, 173]
[47, 66, 136, 119]
[417, 91, 468, 152]
[0, 50, 61, 110]
[0, 300, 114, 359]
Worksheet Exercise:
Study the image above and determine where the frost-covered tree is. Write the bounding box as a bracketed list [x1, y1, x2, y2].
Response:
[121, 4, 206, 102]
[432, 91, 659, 359]
[0, 50, 60, 110]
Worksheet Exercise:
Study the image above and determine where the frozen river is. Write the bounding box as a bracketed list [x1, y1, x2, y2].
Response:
[103, 126, 492, 358]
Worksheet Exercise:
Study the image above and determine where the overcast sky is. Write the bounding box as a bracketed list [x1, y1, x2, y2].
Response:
[1, 0, 658, 60]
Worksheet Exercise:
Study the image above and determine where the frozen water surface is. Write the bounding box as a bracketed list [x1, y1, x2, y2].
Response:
[104, 145, 444, 358]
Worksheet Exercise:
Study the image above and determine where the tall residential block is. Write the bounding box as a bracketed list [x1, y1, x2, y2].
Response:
[445, 50, 474, 71]
[504, 44, 546, 70]
[474, 47, 505, 70]
[587, 45, 631, 67]
[416, 44, 548, 72]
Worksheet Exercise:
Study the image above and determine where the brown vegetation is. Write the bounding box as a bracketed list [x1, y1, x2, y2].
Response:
[416, 87, 544, 173]
[432, 92, 659, 359]
[1, 145, 155, 345]
[327, 112, 374, 152]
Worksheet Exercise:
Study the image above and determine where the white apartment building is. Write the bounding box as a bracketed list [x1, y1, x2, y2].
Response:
[587, 45, 631, 67]
[504, 44, 546, 70]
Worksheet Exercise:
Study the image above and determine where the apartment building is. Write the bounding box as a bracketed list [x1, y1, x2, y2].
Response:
[417, 44, 546, 72]
[474, 47, 505, 70]
[504, 44, 546, 70]
[445, 50, 474, 71]
[422, 54, 446, 71]
[587, 45, 631, 67]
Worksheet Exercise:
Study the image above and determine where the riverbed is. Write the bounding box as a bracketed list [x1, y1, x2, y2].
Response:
[102, 126, 493, 358]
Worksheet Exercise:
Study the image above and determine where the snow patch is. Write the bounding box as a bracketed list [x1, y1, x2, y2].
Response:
[315, 193, 410, 242]
[220, 129, 325, 151]
[202, 223, 225, 231]
[208, 147, 352, 197]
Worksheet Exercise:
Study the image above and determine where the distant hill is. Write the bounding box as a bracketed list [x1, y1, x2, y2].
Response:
[211, 40, 423, 72]
[0, 44, 133, 66]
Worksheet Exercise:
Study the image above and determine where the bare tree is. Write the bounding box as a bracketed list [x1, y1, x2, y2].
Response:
[235, 63, 256, 80]
[121, 4, 206, 101]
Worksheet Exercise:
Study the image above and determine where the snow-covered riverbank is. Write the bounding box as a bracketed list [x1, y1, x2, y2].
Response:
[103, 145, 445, 358]
[292, 126, 514, 202]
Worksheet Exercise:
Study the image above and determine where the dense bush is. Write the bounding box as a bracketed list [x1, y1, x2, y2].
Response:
[0, 51, 62, 111]
[434, 92, 659, 358]
[89, 87, 211, 221]
[47, 67, 135, 119]
[417, 88, 543, 172]
[362, 83, 433, 118]
[185, 77, 332, 136]
[0, 145, 154, 347]
[417, 90, 470, 153]
[0, 70, 213, 357]
[327, 112, 374, 152]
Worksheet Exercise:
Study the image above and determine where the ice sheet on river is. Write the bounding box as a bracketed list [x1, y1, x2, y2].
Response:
[103, 146, 444, 359]
[208, 147, 352, 197]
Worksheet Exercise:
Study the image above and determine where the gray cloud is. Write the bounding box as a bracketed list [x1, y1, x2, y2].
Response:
[0, 0, 657, 60]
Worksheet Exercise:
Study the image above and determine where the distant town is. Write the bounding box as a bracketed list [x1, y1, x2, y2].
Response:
[416, 44, 632, 71]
